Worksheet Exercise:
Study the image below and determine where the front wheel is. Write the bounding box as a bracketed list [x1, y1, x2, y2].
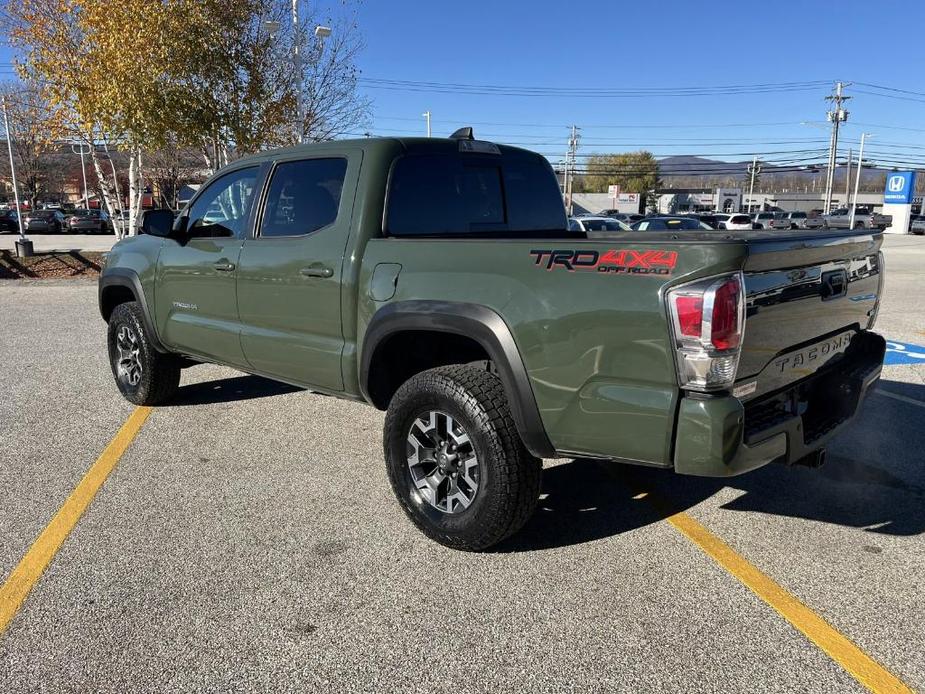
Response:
[107, 301, 180, 405]
[384, 364, 541, 551]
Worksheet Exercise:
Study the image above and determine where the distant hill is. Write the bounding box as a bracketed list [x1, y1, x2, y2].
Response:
[658, 155, 889, 183]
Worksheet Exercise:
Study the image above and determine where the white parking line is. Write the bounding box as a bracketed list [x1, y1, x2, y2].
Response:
[875, 389, 925, 409]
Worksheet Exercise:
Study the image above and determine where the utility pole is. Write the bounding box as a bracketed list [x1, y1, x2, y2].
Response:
[747, 156, 761, 213]
[422, 111, 431, 138]
[823, 81, 850, 214]
[292, 0, 303, 143]
[564, 125, 580, 216]
[849, 133, 872, 229]
[2, 97, 31, 257]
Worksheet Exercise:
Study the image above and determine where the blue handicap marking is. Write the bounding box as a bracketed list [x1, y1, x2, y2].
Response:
[884, 340, 925, 365]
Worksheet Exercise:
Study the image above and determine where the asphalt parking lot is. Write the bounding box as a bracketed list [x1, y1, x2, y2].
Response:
[1, 235, 923, 693]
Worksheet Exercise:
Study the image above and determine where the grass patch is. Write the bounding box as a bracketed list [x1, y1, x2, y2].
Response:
[0, 249, 105, 280]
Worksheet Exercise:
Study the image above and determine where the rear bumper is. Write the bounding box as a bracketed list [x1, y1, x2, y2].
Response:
[672, 331, 885, 477]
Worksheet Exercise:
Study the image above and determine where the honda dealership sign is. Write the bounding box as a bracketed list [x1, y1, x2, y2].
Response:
[883, 171, 916, 204]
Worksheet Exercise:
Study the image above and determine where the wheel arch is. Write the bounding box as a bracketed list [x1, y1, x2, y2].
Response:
[360, 300, 555, 459]
[98, 268, 167, 353]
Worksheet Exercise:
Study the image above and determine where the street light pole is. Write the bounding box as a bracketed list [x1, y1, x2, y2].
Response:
[81, 146, 87, 208]
[844, 148, 851, 204]
[849, 133, 872, 230]
[71, 143, 90, 210]
[422, 111, 431, 137]
[2, 96, 31, 256]
[292, 0, 302, 143]
[747, 156, 761, 213]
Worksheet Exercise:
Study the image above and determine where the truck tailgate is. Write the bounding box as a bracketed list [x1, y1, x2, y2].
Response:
[737, 230, 883, 393]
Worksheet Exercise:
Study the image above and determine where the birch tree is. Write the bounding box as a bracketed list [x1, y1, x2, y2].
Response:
[8, 0, 370, 228]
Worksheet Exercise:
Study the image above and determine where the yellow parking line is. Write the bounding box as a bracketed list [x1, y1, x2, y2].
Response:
[657, 500, 912, 693]
[0, 406, 151, 635]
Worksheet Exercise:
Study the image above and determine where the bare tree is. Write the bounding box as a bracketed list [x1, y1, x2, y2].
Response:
[0, 83, 59, 208]
[146, 136, 207, 209]
[183, 0, 370, 172]
[302, 13, 371, 142]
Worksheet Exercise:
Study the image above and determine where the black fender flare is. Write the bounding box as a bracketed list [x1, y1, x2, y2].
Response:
[360, 300, 555, 459]
[98, 267, 167, 353]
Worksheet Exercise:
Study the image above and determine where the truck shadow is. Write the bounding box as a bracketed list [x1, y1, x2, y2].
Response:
[497, 379, 925, 552]
[170, 374, 301, 406]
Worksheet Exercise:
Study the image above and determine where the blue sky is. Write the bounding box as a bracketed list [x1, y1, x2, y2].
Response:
[350, 0, 925, 168]
[4, 0, 925, 168]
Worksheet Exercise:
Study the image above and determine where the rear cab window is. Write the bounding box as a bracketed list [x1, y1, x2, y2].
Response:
[385, 146, 567, 237]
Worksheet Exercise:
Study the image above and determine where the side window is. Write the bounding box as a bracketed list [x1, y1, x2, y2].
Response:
[188, 167, 258, 238]
[259, 158, 348, 238]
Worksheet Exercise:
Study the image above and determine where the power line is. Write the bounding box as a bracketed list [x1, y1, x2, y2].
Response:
[372, 115, 810, 130]
[358, 77, 832, 98]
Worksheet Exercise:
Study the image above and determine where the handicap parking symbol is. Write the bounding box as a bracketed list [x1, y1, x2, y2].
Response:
[884, 340, 925, 365]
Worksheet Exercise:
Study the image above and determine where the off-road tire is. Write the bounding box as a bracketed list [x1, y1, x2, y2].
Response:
[107, 301, 180, 405]
[384, 364, 541, 551]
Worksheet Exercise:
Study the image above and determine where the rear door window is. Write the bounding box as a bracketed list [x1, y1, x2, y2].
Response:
[259, 158, 348, 238]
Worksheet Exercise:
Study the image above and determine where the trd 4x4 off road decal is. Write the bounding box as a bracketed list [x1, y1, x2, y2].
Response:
[529, 249, 678, 276]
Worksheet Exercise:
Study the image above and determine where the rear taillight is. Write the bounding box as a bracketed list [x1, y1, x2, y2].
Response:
[667, 273, 745, 392]
[710, 277, 741, 349]
[675, 296, 703, 337]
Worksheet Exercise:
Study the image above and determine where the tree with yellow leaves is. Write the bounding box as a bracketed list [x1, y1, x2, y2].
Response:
[8, 0, 369, 234]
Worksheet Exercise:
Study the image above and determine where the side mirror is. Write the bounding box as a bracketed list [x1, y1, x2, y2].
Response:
[141, 209, 176, 238]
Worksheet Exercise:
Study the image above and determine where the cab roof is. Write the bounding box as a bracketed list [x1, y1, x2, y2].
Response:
[227, 135, 543, 169]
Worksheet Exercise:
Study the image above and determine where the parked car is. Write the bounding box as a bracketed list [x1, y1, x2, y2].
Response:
[752, 211, 777, 230]
[631, 216, 713, 231]
[769, 212, 790, 230]
[692, 213, 720, 229]
[24, 209, 67, 233]
[910, 215, 925, 235]
[822, 207, 891, 230]
[99, 132, 887, 551]
[0, 209, 20, 233]
[803, 213, 824, 229]
[599, 209, 644, 223]
[68, 208, 112, 234]
[719, 213, 754, 231]
[113, 210, 135, 235]
[568, 216, 631, 233]
[771, 211, 819, 230]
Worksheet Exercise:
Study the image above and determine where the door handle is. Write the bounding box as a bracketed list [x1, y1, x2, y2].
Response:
[300, 266, 333, 278]
[213, 261, 236, 272]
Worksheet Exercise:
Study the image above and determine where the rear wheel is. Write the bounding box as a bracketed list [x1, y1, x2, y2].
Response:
[384, 364, 541, 551]
[107, 301, 180, 405]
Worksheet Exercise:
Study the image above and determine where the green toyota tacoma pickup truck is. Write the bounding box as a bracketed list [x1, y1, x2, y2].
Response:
[99, 130, 886, 550]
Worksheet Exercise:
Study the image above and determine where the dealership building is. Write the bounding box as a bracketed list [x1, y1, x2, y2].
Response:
[572, 188, 922, 217]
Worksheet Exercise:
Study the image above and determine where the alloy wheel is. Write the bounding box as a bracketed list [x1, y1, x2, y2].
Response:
[406, 410, 479, 513]
[115, 325, 143, 387]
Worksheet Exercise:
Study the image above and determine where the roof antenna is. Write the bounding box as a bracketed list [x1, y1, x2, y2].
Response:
[449, 127, 475, 141]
